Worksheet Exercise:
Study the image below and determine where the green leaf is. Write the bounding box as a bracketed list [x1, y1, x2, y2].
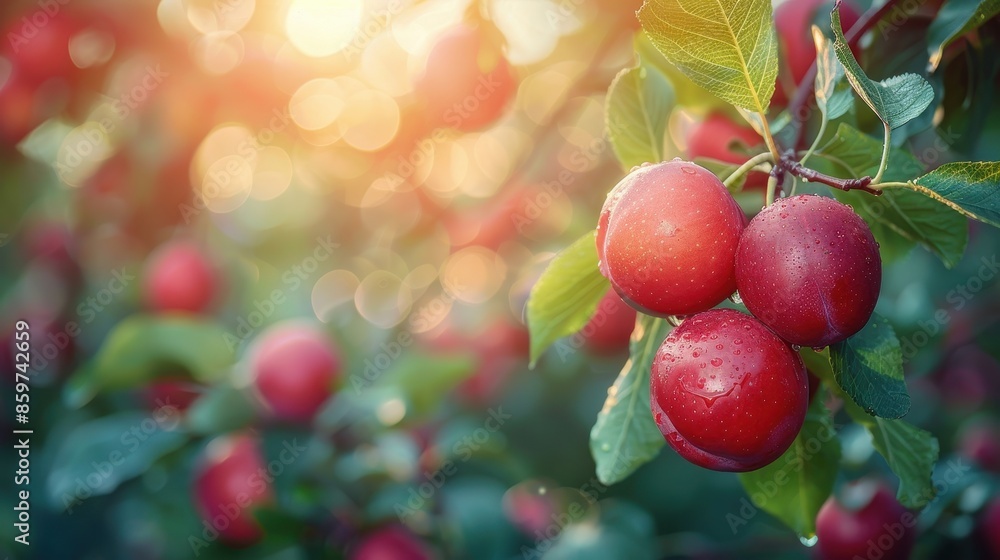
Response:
[928, 0, 1000, 71]
[638, 0, 778, 112]
[635, 33, 729, 111]
[845, 402, 939, 509]
[590, 314, 671, 485]
[186, 384, 258, 435]
[374, 351, 478, 417]
[606, 62, 674, 169]
[831, 6, 934, 130]
[48, 412, 188, 509]
[92, 315, 237, 389]
[526, 230, 610, 366]
[816, 124, 968, 268]
[829, 313, 910, 419]
[737, 399, 841, 538]
[812, 26, 853, 122]
[904, 161, 1000, 228]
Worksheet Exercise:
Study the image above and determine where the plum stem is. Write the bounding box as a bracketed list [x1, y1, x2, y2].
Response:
[778, 151, 882, 196]
[724, 152, 774, 190]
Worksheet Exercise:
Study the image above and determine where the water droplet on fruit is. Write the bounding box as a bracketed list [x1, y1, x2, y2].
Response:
[710, 358, 723, 367]
[791, 344, 802, 351]
[716, 344, 724, 350]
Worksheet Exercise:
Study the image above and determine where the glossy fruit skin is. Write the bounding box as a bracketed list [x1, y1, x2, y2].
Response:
[580, 289, 636, 355]
[193, 433, 273, 546]
[597, 161, 746, 317]
[686, 113, 767, 189]
[772, 0, 861, 106]
[250, 322, 341, 423]
[735, 195, 881, 348]
[415, 25, 515, 132]
[816, 483, 915, 560]
[143, 242, 218, 314]
[350, 525, 432, 560]
[651, 309, 808, 472]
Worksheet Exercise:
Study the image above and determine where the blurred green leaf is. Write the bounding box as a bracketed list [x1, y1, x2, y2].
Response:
[376, 351, 477, 417]
[928, 0, 1000, 71]
[816, 124, 968, 268]
[905, 161, 1000, 228]
[526, 230, 610, 366]
[590, 314, 670, 486]
[844, 401, 939, 509]
[737, 399, 840, 539]
[830, 313, 910, 419]
[47, 411, 187, 510]
[638, 0, 778, 112]
[605, 62, 674, 169]
[812, 27, 853, 122]
[832, 6, 935, 130]
[93, 315, 237, 390]
[185, 383, 258, 435]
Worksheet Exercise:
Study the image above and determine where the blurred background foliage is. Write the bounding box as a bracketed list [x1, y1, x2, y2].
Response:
[0, 0, 999, 558]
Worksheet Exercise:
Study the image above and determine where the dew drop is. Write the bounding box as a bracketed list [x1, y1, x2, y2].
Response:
[791, 344, 802, 351]
[681, 166, 697, 175]
[710, 358, 723, 367]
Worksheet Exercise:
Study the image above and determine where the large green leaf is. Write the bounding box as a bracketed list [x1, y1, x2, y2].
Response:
[845, 402, 939, 509]
[816, 124, 968, 268]
[635, 33, 729, 111]
[92, 316, 238, 390]
[606, 62, 674, 169]
[812, 27, 853, 122]
[831, 6, 934, 130]
[829, 313, 910, 419]
[590, 314, 671, 485]
[737, 399, 840, 539]
[48, 412, 188, 510]
[928, 0, 1000, 71]
[526, 230, 610, 366]
[638, 0, 778, 112]
[903, 161, 1000, 228]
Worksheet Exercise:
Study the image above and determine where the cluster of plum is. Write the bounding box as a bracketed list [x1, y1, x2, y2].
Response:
[597, 158, 882, 471]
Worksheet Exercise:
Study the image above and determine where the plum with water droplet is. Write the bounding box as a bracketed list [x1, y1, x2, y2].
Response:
[735, 195, 881, 347]
[597, 161, 746, 316]
[650, 309, 808, 472]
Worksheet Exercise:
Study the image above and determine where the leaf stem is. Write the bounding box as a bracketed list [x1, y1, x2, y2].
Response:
[758, 111, 782, 163]
[799, 117, 827, 167]
[724, 152, 774, 189]
[765, 174, 779, 207]
[872, 123, 891, 185]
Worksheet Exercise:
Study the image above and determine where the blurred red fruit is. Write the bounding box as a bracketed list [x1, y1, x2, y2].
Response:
[142, 241, 218, 314]
[249, 322, 341, 423]
[350, 525, 433, 560]
[816, 481, 915, 560]
[579, 289, 636, 355]
[687, 113, 768, 189]
[192, 433, 272, 546]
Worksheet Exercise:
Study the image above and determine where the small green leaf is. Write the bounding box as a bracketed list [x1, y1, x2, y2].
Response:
[844, 402, 940, 509]
[829, 313, 910, 419]
[816, 124, 968, 268]
[928, 0, 1000, 71]
[186, 384, 258, 435]
[590, 314, 671, 485]
[905, 161, 1000, 228]
[812, 26, 853, 122]
[606, 62, 674, 169]
[831, 6, 934, 130]
[48, 412, 188, 509]
[737, 399, 841, 538]
[93, 315, 238, 390]
[526, 230, 610, 366]
[638, 0, 778, 112]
